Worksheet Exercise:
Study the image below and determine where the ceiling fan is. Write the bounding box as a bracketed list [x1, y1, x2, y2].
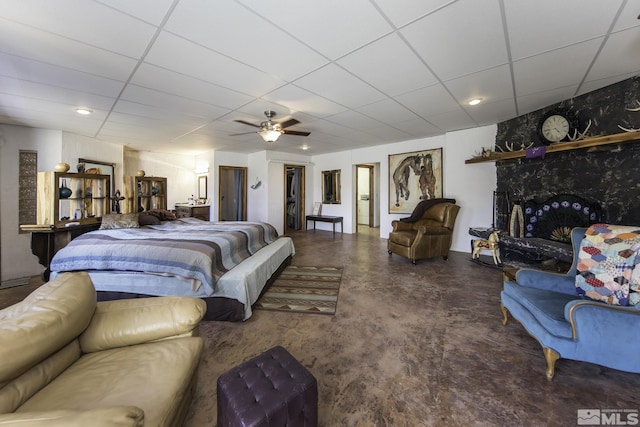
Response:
[230, 110, 310, 142]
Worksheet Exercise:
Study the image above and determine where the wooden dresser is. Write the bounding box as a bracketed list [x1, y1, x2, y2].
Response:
[175, 204, 210, 221]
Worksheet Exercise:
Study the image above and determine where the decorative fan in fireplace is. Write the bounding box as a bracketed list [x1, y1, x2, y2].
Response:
[522, 195, 601, 242]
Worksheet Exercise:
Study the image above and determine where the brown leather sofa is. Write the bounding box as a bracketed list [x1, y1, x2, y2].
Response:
[0, 272, 206, 427]
[388, 202, 460, 264]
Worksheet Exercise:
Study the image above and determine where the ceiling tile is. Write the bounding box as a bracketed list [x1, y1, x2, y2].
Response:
[262, 85, 348, 118]
[144, 32, 286, 97]
[400, 0, 508, 81]
[337, 33, 438, 96]
[95, 0, 175, 26]
[0, 18, 137, 81]
[374, 0, 456, 28]
[131, 63, 253, 110]
[395, 83, 459, 117]
[237, 0, 393, 59]
[120, 85, 231, 119]
[463, 98, 517, 126]
[0, 76, 115, 111]
[165, 0, 328, 82]
[293, 64, 386, 108]
[505, 0, 623, 60]
[356, 98, 419, 125]
[516, 85, 579, 115]
[393, 117, 441, 137]
[425, 109, 476, 132]
[0, 52, 125, 97]
[0, 0, 157, 58]
[513, 38, 603, 96]
[445, 64, 513, 105]
[587, 26, 640, 82]
[324, 110, 386, 132]
[612, 1, 640, 32]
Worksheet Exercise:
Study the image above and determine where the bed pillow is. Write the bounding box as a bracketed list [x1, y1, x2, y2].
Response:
[100, 213, 140, 230]
[146, 209, 177, 221]
[138, 213, 161, 226]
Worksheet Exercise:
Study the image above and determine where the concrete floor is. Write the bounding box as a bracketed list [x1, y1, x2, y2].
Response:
[3, 229, 639, 426]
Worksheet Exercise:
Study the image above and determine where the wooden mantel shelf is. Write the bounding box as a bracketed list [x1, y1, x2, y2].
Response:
[465, 130, 640, 164]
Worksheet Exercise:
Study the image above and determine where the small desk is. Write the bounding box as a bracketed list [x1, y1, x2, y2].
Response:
[21, 222, 101, 280]
[306, 215, 343, 235]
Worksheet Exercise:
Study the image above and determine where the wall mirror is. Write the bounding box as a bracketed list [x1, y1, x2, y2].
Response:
[322, 169, 341, 204]
[198, 175, 208, 200]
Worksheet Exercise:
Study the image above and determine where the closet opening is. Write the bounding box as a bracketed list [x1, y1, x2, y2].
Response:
[284, 165, 305, 234]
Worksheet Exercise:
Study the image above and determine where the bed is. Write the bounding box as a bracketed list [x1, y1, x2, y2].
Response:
[49, 217, 295, 321]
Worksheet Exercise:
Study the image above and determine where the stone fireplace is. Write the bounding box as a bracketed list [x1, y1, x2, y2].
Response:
[488, 75, 640, 265]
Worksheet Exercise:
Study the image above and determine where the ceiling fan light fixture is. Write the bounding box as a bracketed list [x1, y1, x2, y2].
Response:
[259, 129, 282, 142]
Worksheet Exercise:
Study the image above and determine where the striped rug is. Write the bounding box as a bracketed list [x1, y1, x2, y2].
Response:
[254, 266, 343, 315]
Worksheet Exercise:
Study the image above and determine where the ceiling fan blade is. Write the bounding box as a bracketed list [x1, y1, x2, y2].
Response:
[283, 129, 310, 137]
[279, 118, 300, 129]
[234, 119, 261, 128]
[229, 131, 258, 136]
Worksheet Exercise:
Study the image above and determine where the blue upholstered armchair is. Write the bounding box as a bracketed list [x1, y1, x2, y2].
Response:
[500, 227, 640, 380]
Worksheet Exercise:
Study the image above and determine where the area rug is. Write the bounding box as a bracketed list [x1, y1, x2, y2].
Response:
[254, 266, 343, 315]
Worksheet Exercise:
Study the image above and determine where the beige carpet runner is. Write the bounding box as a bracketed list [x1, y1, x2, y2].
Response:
[254, 266, 343, 315]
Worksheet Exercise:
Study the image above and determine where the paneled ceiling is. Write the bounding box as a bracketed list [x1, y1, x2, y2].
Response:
[1, 0, 639, 155]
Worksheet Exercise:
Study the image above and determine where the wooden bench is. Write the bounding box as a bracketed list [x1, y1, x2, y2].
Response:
[306, 215, 343, 235]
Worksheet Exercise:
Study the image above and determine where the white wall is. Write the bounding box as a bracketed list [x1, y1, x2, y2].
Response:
[124, 150, 196, 209]
[1, 125, 62, 281]
[62, 132, 124, 196]
[310, 125, 497, 252]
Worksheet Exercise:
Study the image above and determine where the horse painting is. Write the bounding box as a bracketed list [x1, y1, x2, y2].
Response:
[418, 153, 436, 200]
[392, 155, 423, 207]
[389, 148, 442, 214]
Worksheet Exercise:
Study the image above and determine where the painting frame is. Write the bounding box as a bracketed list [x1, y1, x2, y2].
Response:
[388, 148, 443, 214]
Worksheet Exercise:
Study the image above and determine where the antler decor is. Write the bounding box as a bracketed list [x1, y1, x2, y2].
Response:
[567, 119, 592, 141]
[495, 141, 533, 152]
[618, 100, 640, 132]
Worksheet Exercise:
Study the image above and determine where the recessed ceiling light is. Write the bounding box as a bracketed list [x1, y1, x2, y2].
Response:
[468, 98, 483, 106]
[75, 108, 93, 115]
[301, 144, 309, 150]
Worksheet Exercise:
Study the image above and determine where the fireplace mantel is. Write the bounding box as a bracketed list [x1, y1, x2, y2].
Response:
[465, 130, 640, 164]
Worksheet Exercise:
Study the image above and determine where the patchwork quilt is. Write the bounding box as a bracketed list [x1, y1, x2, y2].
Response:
[576, 224, 640, 306]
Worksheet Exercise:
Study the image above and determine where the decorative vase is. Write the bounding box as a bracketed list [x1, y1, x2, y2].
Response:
[55, 162, 70, 172]
[59, 179, 72, 199]
[151, 186, 159, 195]
[77, 163, 85, 173]
[136, 170, 146, 177]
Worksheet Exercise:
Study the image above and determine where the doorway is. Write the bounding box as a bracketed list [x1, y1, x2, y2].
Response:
[218, 166, 247, 221]
[356, 164, 375, 233]
[284, 165, 305, 233]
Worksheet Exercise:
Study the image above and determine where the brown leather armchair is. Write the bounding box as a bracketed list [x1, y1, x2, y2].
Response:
[388, 202, 460, 264]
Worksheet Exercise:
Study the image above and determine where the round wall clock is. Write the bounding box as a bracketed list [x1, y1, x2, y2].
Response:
[537, 110, 576, 144]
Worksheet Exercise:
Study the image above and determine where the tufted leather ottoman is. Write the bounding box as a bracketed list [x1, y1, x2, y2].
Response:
[217, 345, 318, 426]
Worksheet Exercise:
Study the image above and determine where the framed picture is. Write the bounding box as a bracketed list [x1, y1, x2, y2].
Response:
[312, 202, 322, 216]
[389, 148, 443, 214]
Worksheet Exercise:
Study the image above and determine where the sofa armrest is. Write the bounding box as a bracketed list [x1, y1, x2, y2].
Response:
[565, 299, 640, 340]
[0, 406, 144, 426]
[391, 220, 413, 232]
[515, 268, 577, 295]
[79, 296, 206, 353]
